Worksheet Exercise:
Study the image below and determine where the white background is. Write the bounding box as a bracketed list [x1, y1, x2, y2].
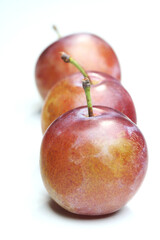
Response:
[0, 0, 160, 239]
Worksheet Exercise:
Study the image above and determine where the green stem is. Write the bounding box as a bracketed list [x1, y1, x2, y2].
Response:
[53, 25, 61, 39]
[61, 52, 94, 116]
[82, 78, 94, 117]
[60, 52, 92, 84]
[70, 58, 89, 79]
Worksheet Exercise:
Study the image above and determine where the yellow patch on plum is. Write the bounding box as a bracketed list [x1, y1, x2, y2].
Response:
[108, 138, 134, 178]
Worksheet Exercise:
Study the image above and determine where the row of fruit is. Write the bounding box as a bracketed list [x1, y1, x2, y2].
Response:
[35, 28, 148, 216]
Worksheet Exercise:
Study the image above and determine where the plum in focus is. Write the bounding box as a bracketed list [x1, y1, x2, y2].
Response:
[40, 106, 148, 215]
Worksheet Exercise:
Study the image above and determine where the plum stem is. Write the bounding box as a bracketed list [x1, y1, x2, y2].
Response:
[82, 78, 93, 117]
[53, 25, 61, 39]
[60, 52, 92, 84]
[60, 52, 93, 117]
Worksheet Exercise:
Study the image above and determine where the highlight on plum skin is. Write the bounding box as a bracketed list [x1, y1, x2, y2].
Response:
[40, 106, 148, 216]
[41, 71, 137, 134]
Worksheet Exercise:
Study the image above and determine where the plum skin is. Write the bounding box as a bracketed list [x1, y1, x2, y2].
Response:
[41, 72, 136, 134]
[35, 33, 121, 99]
[40, 106, 148, 215]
